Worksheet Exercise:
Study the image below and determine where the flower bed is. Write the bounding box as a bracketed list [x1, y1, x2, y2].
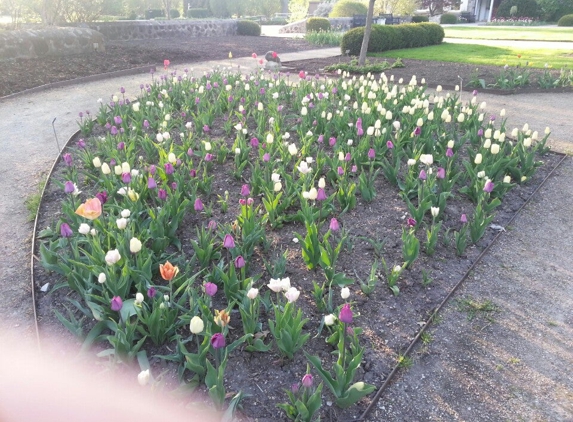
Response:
[36, 63, 551, 420]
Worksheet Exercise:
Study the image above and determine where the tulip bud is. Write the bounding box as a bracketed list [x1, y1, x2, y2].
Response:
[116, 218, 128, 230]
[491, 144, 500, 155]
[503, 175, 511, 183]
[130, 237, 142, 253]
[339, 303, 353, 323]
[190, 316, 204, 334]
[302, 374, 313, 388]
[431, 207, 440, 218]
[135, 292, 144, 304]
[98, 273, 106, 284]
[474, 153, 483, 164]
[92, 157, 102, 168]
[341, 287, 350, 299]
[483, 139, 491, 149]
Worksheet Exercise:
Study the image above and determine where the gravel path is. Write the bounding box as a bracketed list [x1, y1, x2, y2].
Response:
[0, 47, 571, 420]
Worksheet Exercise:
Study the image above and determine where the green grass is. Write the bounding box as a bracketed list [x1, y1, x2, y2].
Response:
[456, 296, 498, 321]
[373, 42, 573, 69]
[444, 26, 573, 42]
[25, 178, 46, 222]
[304, 30, 344, 47]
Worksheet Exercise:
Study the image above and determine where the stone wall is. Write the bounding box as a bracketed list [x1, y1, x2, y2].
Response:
[0, 27, 105, 60]
[81, 20, 238, 41]
[279, 17, 353, 33]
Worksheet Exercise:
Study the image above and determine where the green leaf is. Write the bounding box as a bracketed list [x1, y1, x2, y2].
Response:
[335, 382, 376, 409]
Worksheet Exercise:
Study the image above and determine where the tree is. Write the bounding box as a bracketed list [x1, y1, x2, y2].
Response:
[288, 0, 309, 22]
[420, 0, 460, 16]
[60, 0, 104, 22]
[358, 0, 375, 66]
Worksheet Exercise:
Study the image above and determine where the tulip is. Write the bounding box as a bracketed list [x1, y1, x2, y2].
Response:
[325, 218, 340, 235]
[105, 249, 121, 265]
[460, 214, 468, 224]
[207, 220, 217, 231]
[324, 314, 336, 326]
[339, 303, 353, 323]
[190, 316, 204, 334]
[341, 287, 350, 299]
[214, 309, 230, 327]
[407, 217, 416, 227]
[386, 140, 394, 149]
[110, 296, 123, 312]
[127, 188, 139, 202]
[160, 261, 179, 281]
[147, 286, 157, 298]
[158, 189, 167, 200]
[147, 176, 157, 190]
[204, 282, 218, 297]
[431, 207, 440, 218]
[78, 223, 90, 235]
[419, 169, 427, 180]
[101, 163, 111, 175]
[446, 148, 454, 158]
[116, 217, 128, 230]
[491, 144, 500, 155]
[60, 223, 73, 238]
[285, 286, 300, 303]
[137, 369, 150, 386]
[130, 237, 142, 253]
[268, 278, 284, 293]
[194, 198, 204, 212]
[121, 172, 131, 184]
[97, 273, 106, 284]
[274, 182, 282, 192]
[503, 175, 511, 183]
[247, 288, 259, 300]
[436, 167, 446, 179]
[234, 255, 245, 269]
[419, 154, 433, 166]
[210, 333, 226, 349]
[483, 180, 494, 193]
[75, 198, 102, 220]
[337, 166, 344, 176]
[302, 374, 313, 388]
[474, 153, 483, 164]
[63, 153, 73, 166]
[407, 158, 417, 166]
[223, 234, 235, 249]
[64, 181, 75, 194]
[483, 139, 491, 149]
[135, 292, 144, 305]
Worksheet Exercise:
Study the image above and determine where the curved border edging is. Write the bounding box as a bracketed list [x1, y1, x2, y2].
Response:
[30, 128, 82, 351]
[0, 65, 156, 102]
[354, 152, 569, 422]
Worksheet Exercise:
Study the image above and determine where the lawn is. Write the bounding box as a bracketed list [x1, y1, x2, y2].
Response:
[373, 42, 573, 69]
[444, 26, 573, 42]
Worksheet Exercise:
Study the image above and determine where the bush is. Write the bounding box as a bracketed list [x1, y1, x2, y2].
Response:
[411, 15, 430, 22]
[340, 22, 444, 56]
[170, 9, 180, 18]
[306, 17, 331, 32]
[145, 9, 164, 19]
[496, 0, 542, 18]
[440, 13, 458, 23]
[237, 20, 261, 36]
[557, 13, 573, 24]
[538, 0, 573, 22]
[330, 0, 368, 17]
[187, 8, 212, 18]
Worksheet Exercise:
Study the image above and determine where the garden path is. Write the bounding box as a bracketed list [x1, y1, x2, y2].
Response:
[0, 48, 571, 420]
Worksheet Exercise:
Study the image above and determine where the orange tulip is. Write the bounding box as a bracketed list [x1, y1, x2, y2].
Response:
[75, 198, 102, 220]
[214, 309, 230, 327]
[160, 261, 179, 281]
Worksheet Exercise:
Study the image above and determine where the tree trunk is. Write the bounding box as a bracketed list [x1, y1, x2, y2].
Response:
[281, 0, 289, 14]
[358, 0, 376, 66]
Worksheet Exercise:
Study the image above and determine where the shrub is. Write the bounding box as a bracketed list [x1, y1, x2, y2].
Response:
[187, 8, 212, 18]
[538, 0, 573, 22]
[340, 23, 444, 56]
[440, 13, 458, 23]
[145, 9, 164, 19]
[237, 20, 261, 36]
[411, 15, 430, 22]
[557, 13, 573, 24]
[306, 17, 331, 31]
[170, 9, 180, 18]
[496, 0, 542, 18]
[330, 0, 368, 17]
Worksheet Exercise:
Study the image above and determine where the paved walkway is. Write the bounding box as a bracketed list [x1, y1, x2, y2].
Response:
[0, 47, 571, 419]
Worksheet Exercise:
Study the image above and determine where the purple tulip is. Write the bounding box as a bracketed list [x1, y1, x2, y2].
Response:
[204, 282, 218, 297]
[234, 255, 245, 269]
[96, 191, 108, 205]
[210, 333, 226, 349]
[387, 140, 394, 149]
[317, 188, 327, 201]
[339, 303, 353, 323]
[250, 137, 259, 148]
[446, 148, 454, 158]
[203, 125, 210, 133]
[344, 152, 351, 162]
[189, 169, 197, 177]
[368, 148, 376, 160]
[64, 181, 75, 194]
[241, 184, 250, 197]
[357, 127, 364, 136]
[110, 296, 123, 312]
[148, 177, 157, 190]
[171, 182, 177, 190]
[483, 180, 494, 193]
[460, 214, 468, 224]
[263, 153, 270, 162]
[473, 89, 478, 96]
[207, 220, 217, 231]
[337, 166, 344, 176]
[60, 223, 73, 238]
[407, 217, 417, 227]
[414, 126, 422, 136]
[194, 198, 204, 212]
[164, 163, 174, 175]
[223, 234, 235, 249]
[114, 115, 122, 125]
[149, 164, 156, 175]
[329, 137, 336, 147]
[291, 383, 300, 394]
[77, 139, 86, 148]
[158, 189, 167, 200]
[302, 374, 313, 388]
[147, 286, 157, 298]
[143, 120, 150, 129]
[329, 218, 340, 232]
[110, 126, 118, 136]
[351, 165, 357, 173]
[317, 135, 324, 144]
[187, 148, 193, 156]
[436, 167, 446, 179]
[63, 153, 73, 167]
[117, 142, 125, 150]
[205, 153, 213, 162]
[121, 172, 131, 184]
[477, 128, 484, 137]
[419, 169, 427, 180]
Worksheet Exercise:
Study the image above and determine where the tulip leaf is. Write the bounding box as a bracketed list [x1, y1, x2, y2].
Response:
[335, 382, 376, 409]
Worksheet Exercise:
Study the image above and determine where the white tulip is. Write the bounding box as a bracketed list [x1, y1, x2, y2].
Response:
[419, 154, 433, 166]
[122, 162, 130, 173]
[341, 287, 350, 299]
[116, 218, 128, 230]
[474, 153, 483, 164]
[97, 273, 106, 284]
[247, 288, 259, 300]
[284, 287, 300, 303]
[130, 237, 142, 253]
[135, 292, 144, 304]
[324, 314, 337, 326]
[121, 209, 131, 218]
[503, 175, 511, 183]
[483, 139, 491, 149]
[431, 207, 440, 217]
[92, 157, 102, 168]
[190, 316, 204, 334]
[271, 173, 281, 183]
[137, 369, 150, 386]
[490, 144, 500, 155]
[105, 249, 121, 265]
[288, 143, 298, 156]
[78, 223, 90, 235]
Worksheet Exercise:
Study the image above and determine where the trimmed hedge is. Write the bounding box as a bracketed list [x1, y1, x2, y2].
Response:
[186, 8, 212, 18]
[340, 23, 444, 56]
[306, 17, 331, 32]
[496, 0, 542, 18]
[237, 20, 261, 36]
[411, 15, 430, 22]
[557, 13, 573, 25]
[330, 0, 368, 17]
[440, 13, 458, 23]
